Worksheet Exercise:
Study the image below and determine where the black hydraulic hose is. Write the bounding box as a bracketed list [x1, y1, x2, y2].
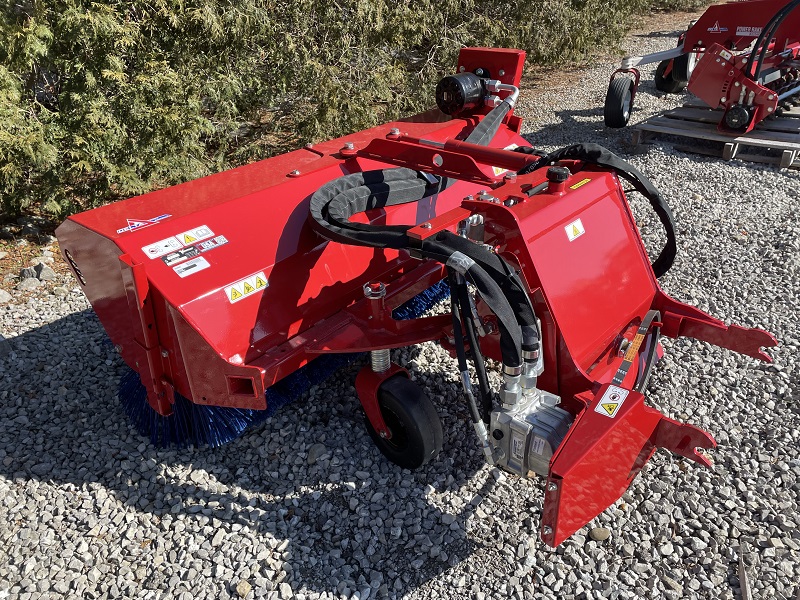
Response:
[519, 143, 677, 278]
[422, 240, 523, 369]
[436, 231, 539, 351]
[452, 274, 493, 423]
[746, 0, 800, 81]
[448, 270, 484, 427]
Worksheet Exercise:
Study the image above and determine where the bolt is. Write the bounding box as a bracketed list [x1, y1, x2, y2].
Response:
[720, 97, 727, 103]
[421, 222, 432, 229]
[344, 142, 354, 150]
[363, 281, 386, 299]
[768, 107, 774, 112]
[304, 143, 314, 149]
[504, 172, 517, 182]
[379, 431, 387, 438]
[464, 194, 474, 202]
[769, 94, 775, 100]
[498, 69, 505, 76]
[475, 68, 485, 76]
[734, 81, 740, 87]
[542, 526, 553, 536]
[547, 482, 558, 492]
[161, 349, 168, 358]
[459, 66, 465, 72]
[389, 127, 400, 136]
[289, 169, 300, 176]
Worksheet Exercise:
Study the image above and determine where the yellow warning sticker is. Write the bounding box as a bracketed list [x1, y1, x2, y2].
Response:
[569, 178, 591, 190]
[491, 143, 521, 176]
[601, 403, 618, 416]
[176, 225, 214, 247]
[594, 385, 629, 418]
[492, 166, 508, 176]
[225, 271, 268, 304]
[565, 218, 585, 242]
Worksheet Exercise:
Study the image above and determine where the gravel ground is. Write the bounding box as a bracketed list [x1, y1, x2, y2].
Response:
[1, 13, 799, 600]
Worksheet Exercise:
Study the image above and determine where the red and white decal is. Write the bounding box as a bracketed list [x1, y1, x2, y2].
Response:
[116, 213, 172, 234]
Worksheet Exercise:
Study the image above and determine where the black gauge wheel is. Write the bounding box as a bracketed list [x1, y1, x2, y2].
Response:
[671, 51, 698, 84]
[654, 60, 687, 94]
[604, 77, 635, 128]
[365, 375, 443, 470]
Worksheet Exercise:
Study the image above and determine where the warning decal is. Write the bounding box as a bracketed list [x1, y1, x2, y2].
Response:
[491, 143, 521, 176]
[177, 225, 214, 246]
[565, 218, 585, 242]
[569, 178, 591, 190]
[594, 385, 629, 419]
[225, 271, 268, 304]
[142, 236, 183, 259]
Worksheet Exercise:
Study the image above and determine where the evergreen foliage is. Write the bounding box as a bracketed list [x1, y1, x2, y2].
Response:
[0, 0, 706, 218]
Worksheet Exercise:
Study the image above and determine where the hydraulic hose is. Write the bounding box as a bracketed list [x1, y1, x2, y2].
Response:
[452, 272, 493, 422]
[448, 269, 495, 463]
[519, 143, 677, 278]
[746, 0, 800, 82]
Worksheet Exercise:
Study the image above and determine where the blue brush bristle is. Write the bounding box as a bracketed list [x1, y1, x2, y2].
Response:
[118, 279, 450, 448]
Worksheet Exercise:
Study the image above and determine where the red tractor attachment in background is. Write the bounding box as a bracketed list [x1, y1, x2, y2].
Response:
[604, 0, 800, 134]
[57, 48, 777, 546]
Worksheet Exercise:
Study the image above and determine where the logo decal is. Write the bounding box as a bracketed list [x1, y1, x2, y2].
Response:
[117, 214, 172, 234]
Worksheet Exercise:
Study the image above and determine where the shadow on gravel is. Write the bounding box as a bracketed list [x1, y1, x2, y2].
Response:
[0, 308, 492, 596]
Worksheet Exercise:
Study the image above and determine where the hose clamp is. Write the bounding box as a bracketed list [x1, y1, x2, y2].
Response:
[502, 364, 522, 377]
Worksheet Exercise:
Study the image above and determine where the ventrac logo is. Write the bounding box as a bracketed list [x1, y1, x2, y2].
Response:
[707, 21, 728, 33]
[116, 214, 172, 234]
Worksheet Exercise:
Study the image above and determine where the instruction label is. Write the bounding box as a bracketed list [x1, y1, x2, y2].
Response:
[594, 385, 629, 418]
[142, 236, 183, 259]
[565, 218, 585, 242]
[142, 225, 217, 260]
[162, 235, 228, 267]
[225, 271, 268, 304]
[531, 436, 546, 456]
[173, 257, 210, 278]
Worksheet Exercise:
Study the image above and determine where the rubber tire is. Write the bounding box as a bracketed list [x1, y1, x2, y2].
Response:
[671, 52, 696, 84]
[365, 375, 443, 470]
[654, 60, 686, 94]
[604, 77, 634, 128]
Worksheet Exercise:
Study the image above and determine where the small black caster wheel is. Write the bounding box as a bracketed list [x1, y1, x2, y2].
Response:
[365, 375, 443, 469]
[671, 51, 697, 84]
[654, 60, 687, 94]
[604, 77, 635, 128]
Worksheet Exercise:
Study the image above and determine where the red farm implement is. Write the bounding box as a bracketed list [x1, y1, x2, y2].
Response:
[605, 0, 800, 134]
[57, 48, 777, 546]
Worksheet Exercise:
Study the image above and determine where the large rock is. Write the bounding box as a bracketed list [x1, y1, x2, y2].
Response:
[16, 277, 41, 291]
[0, 289, 12, 304]
[34, 263, 57, 281]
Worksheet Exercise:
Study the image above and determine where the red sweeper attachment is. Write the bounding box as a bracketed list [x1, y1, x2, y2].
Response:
[57, 48, 777, 546]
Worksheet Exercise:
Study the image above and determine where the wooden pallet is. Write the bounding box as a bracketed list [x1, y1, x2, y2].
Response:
[632, 102, 800, 169]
